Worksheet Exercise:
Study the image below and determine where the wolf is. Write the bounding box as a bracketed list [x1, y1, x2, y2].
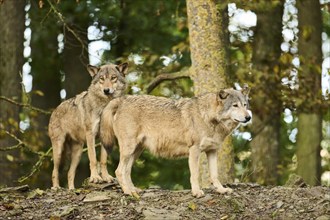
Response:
[100, 85, 251, 197]
[49, 62, 128, 190]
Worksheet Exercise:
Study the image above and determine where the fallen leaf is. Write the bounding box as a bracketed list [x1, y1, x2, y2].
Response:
[188, 202, 197, 211]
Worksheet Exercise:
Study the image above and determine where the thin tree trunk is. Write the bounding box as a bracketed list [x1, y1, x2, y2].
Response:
[296, 0, 322, 185]
[0, 0, 25, 186]
[186, 0, 234, 186]
[250, 2, 284, 185]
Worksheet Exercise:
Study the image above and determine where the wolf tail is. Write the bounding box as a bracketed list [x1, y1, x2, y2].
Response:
[99, 99, 119, 153]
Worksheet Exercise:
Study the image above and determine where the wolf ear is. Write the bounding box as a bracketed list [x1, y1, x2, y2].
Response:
[87, 65, 100, 78]
[241, 84, 250, 96]
[116, 62, 129, 76]
[219, 90, 229, 100]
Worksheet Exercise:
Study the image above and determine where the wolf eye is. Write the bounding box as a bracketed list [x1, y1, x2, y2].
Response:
[99, 76, 105, 81]
[111, 76, 117, 81]
[233, 104, 238, 107]
[244, 103, 247, 107]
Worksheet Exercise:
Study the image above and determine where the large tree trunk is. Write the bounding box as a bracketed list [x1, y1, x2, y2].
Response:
[30, 2, 62, 148]
[0, 0, 25, 186]
[186, 0, 234, 185]
[62, 27, 90, 98]
[296, 0, 322, 185]
[250, 2, 284, 185]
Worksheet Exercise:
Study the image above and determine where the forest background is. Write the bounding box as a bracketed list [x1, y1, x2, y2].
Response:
[0, 0, 329, 191]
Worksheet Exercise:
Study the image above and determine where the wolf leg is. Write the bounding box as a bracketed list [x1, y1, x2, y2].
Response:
[125, 147, 144, 193]
[86, 131, 103, 183]
[67, 142, 83, 190]
[51, 136, 65, 189]
[116, 156, 134, 195]
[100, 145, 114, 182]
[206, 149, 233, 194]
[115, 142, 139, 195]
[189, 145, 204, 197]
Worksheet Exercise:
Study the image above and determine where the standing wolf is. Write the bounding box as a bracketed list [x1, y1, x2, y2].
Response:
[49, 62, 128, 189]
[100, 86, 251, 197]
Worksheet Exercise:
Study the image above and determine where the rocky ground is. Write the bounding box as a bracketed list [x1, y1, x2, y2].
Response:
[0, 180, 329, 220]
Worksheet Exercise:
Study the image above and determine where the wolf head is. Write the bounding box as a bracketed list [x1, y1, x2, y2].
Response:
[217, 85, 252, 124]
[87, 62, 128, 98]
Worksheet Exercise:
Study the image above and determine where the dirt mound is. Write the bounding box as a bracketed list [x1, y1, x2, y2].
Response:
[1, 183, 329, 219]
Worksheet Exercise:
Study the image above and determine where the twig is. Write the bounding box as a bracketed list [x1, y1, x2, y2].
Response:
[46, 0, 88, 56]
[0, 96, 51, 115]
[18, 147, 52, 183]
[146, 67, 191, 94]
[1, 131, 50, 158]
[17, 143, 103, 183]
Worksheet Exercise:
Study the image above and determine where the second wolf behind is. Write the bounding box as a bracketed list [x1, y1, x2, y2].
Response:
[49, 62, 128, 189]
[100, 86, 251, 197]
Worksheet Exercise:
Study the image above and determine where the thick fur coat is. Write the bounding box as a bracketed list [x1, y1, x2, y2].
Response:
[49, 63, 128, 189]
[100, 86, 251, 197]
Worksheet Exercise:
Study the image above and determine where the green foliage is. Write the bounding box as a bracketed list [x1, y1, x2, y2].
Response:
[322, 7, 330, 37]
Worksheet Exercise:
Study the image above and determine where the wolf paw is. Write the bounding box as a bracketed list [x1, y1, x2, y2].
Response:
[89, 174, 104, 183]
[101, 173, 115, 183]
[51, 186, 61, 190]
[216, 187, 233, 194]
[192, 189, 205, 198]
[131, 191, 141, 199]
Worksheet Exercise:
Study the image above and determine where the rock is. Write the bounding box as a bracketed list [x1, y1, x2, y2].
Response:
[83, 191, 111, 203]
[142, 207, 180, 220]
[51, 205, 77, 218]
[276, 201, 284, 209]
[316, 215, 330, 220]
[44, 198, 55, 204]
[199, 194, 213, 203]
[141, 192, 158, 198]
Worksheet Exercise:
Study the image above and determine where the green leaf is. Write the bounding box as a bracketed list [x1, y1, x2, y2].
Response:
[6, 154, 14, 162]
[188, 202, 197, 211]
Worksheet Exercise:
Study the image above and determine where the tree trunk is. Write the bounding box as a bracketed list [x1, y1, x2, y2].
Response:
[30, 2, 62, 149]
[62, 22, 90, 99]
[296, 0, 322, 185]
[0, 0, 25, 186]
[250, 2, 284, 185]
[186, 0, 234, 185]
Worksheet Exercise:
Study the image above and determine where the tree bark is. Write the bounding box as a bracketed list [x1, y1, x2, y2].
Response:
[62, 27, 90, 98]
[186, 0, 234, 185]
[0, 0, 25, 186]
[250, 2, 284, 185]
[30, 2, 62, 149]
[296, 0, 322, 185]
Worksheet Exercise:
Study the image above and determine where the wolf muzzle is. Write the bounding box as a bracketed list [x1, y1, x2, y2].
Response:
[244, 115, 251, 123]
[103, 88, 114, 95]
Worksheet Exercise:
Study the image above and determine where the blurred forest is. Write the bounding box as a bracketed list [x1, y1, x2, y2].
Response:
[0, 0, 329, 191]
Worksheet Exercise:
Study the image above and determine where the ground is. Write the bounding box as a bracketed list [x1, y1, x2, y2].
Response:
[0, 181, 329, 220]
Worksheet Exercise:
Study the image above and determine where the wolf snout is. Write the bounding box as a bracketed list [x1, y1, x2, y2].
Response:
[244, 115, 251, 123]
[103, 88, 114, 95]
